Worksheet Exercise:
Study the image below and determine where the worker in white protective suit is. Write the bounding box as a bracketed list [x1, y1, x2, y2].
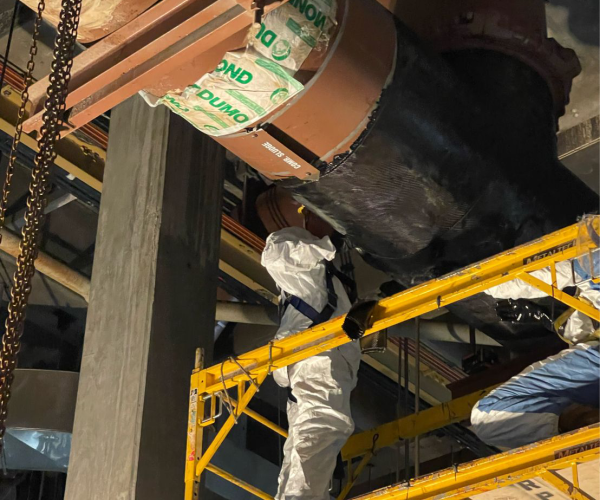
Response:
[261, 227, 362, 500]
[471, 250, 600, 449]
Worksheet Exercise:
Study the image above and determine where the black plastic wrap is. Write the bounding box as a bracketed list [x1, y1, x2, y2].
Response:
[283, 23, 598, 287]
[277, 23, 598, 351]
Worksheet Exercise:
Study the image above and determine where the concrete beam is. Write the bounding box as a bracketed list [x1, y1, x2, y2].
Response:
[64, 95, 224, 500]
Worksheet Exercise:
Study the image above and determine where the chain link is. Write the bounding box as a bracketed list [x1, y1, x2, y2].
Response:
[0, 0, 45, 242]
[0, 0, 82, 451]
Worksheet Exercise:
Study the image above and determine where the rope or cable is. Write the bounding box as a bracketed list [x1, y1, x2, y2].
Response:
[0, 0, 20, 92]
[230, 355, 260, 392]
[218, 355, 261, 424]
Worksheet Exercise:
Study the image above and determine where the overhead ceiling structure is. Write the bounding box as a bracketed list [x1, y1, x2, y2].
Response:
[20, 0, 597, 278]
[19, 0, 596, 353]
[0, 0, 596, 499]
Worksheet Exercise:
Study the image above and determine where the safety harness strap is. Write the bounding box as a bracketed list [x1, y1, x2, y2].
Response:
[331, 265, 356, 301]
[283, 262, 339, 327]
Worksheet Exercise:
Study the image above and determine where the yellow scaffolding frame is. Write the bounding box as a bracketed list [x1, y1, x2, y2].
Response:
[352, 425, 600, 500]
[341, 388, 494, 462]
[185, 217, 600, 500]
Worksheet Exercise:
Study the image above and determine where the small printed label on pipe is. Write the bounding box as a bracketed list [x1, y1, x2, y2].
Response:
[261, 141, 302, 169]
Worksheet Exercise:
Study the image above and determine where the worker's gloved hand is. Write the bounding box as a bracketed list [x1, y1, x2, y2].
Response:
[495, 299, 555, 332]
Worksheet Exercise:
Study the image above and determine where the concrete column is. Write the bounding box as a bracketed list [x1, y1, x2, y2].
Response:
[65, 95, 224, 500]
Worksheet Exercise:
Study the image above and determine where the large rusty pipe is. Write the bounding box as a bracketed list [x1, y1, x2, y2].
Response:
[268, 1, 597, 348]
[0, 230, 90, 301]
[208, 0, 596, 288]
[287, 35, 597, 286]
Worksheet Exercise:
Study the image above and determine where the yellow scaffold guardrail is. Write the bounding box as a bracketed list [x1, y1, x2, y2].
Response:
[352, 425, 600, 500]
[185, 217, 600, 500]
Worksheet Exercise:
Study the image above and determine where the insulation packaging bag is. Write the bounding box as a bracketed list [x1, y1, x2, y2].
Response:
[159, 51, 303, 137]
[142, 0, 337, 137]
[249, 0, 337, 72]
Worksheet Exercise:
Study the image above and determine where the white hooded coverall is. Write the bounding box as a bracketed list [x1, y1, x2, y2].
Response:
[471, 258, 600, 449]
[261, 227, 362, 500]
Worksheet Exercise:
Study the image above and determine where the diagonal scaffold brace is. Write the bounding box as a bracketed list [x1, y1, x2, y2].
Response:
[185, 216, 600, 500]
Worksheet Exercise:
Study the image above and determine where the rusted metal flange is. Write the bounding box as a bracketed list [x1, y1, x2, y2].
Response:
[256, 185, 334, 238]
[391, 0, 581, 119]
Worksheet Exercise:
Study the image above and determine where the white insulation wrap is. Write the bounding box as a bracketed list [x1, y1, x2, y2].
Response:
[261, 228, 361, 500]
[160, 51, 303, 137]
[249, 0, 337, 72]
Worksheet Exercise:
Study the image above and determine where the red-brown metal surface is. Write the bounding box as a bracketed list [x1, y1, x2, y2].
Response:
[222, 214, 266, 253]
[23, 0, 290, 137]
[256, 186, 334, 239]
[22, 0, 397, 181]
[389, 337, 466, 384]
[23, 0, 257, 135]
[78, 123, 109, 150]
[26, 0, 210, 116]
[0, 63, 26, 92]
[0, 61, 108, 149]
[266, 0, 396, 161]
[387, 0, 580, 117]
[217, 0, 397, 178]
[217, 129, 320, 180]
[19, 0, 157, 43]
[63, 5, 254, 136]
[141, 28, 247, 97]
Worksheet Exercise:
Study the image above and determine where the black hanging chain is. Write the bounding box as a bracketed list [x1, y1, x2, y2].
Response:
[0, 0, 82, 452]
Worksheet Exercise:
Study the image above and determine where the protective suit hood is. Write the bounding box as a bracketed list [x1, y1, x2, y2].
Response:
[262, 227, 337, 298]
